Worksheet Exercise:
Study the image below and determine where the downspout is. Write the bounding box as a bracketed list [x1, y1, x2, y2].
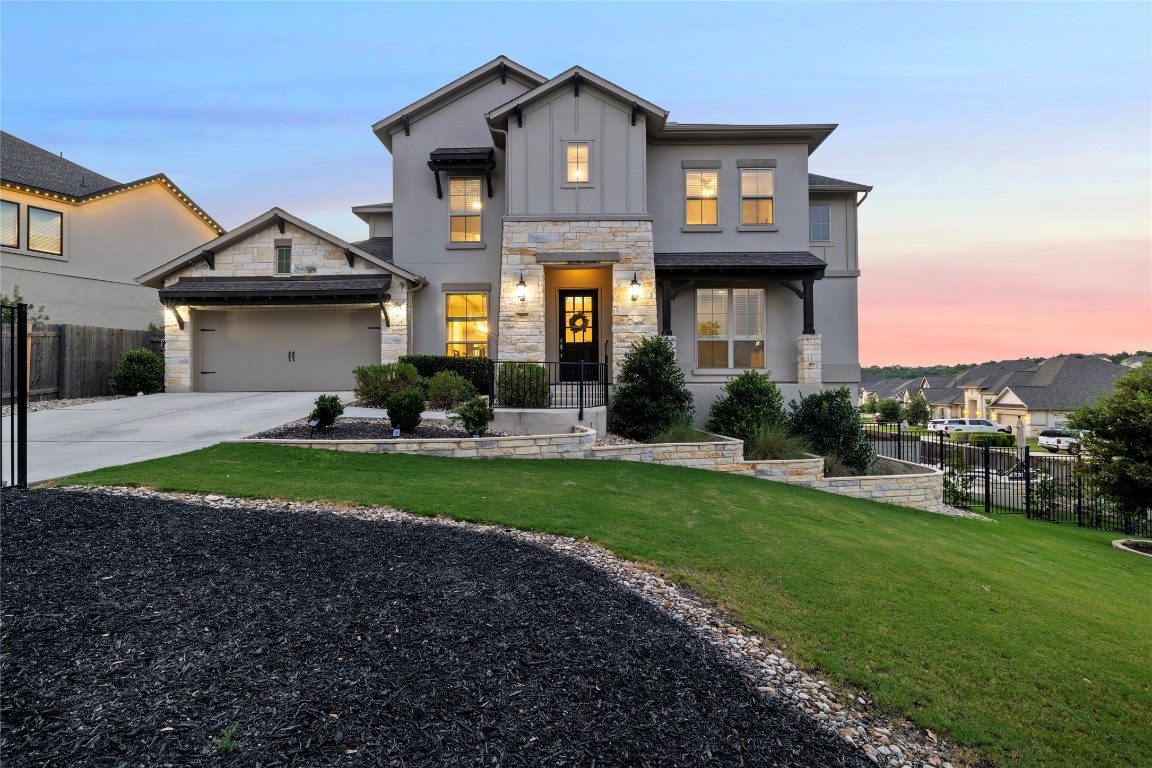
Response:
[405, 278, 427, 359]
[855, 189, 871, 207]
[488, 124, 509, 361]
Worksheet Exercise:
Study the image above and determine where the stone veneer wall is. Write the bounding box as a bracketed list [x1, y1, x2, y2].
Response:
[161, 221, 409, 391]
[797, 334, 822, 384]
[242, 427, 599, 459]
[590, 434, 743, 470]
[499, 219, 658, 381]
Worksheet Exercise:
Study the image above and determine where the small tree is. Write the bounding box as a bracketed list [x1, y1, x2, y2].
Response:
[787, 387, 875, 474]
[877, 398, 903, 422]
[904, 393, 931, 427]
[1066, 365, 1152, 531]
[108, 348, 165, 395]
[705, 370, 785, 442]
[862, 394, 880, 413]
[943, 452, 974, 507]
[608, 336, 694, 441]
[0, 285, 50, 324]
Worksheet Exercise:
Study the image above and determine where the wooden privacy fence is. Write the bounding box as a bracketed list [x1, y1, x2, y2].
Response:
[1, 324, 163, 402]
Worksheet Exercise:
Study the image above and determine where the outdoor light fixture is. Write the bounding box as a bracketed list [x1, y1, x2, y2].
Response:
[516, 273, 527, 302]
[630, 273, 640, 301]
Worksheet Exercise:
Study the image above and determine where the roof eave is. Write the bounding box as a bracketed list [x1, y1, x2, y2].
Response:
[654, 124, 837, 154]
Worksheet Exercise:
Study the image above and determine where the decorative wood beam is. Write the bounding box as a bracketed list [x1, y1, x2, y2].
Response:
[201, 250, 215, 270]
[344, 248, 355, 268]
[401, 114, 410, 136]
[573, 72, 582, 97]
[803, 279, 816, 335]
[272, 214, 285, 234]
[631, 102, 640, 126]
[498, 61, 507, 84]
[379, 301, 390, 328]
[485, 171, 493, 199]
[513, 105, 522, 128]
[433, 169, 443, 199]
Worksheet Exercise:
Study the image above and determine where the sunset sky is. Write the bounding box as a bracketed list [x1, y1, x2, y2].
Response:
[2, 1, 1149, 365]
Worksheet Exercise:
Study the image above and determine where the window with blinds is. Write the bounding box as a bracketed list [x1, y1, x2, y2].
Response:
[446, 293, 489, 357]
[696, 288, 765, 368]
[449, 177, 482, 242]
[1, 201, 17, 248]
[685, 170, 719, 226]
[810, 205, 831, 241]
[27, 207, 62, 255]
[740, 169, 774, 225]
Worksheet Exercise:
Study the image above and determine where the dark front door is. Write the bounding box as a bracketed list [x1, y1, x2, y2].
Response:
[559, 290, 597, 382]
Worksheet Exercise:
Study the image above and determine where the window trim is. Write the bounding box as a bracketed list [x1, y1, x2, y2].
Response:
[445, 291, 490, 359]
[275, 245, 292, 275]
[695, 287, 767, 370]
[26, 205, 63, 256]
[810, 204, 831, 242]
[684, 169, 720, 227]
[1, 200, 18, 249]
[739, 168, 775, 226]
[565, 141, 590, 184]
[448, 175, 483, 244]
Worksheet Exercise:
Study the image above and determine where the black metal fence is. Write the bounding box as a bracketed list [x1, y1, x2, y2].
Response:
[2, 303, 29, 489]
[488, 360, 609, 420]
[863, 423, 1150, 537]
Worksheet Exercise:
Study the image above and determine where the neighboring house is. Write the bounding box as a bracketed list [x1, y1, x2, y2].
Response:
[987, 354, 1129, 435]
[1, 132, 222, 329]
[1121, 355, 1146, 368]
[145, 57, 871, 407]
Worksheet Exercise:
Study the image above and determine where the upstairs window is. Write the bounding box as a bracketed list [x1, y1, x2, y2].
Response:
[740, 169, 774, 225]
[449, 177, 482, 242]
[1, 201, 17, 248]
[810, 205, 830, 241]
[696, 288, 765, 369]
[566, 142, 589, 183]
[445, 293, 488, 358]
[276, 246, 292, 274]
[685, 170, 718, 226]
[27, 206, 62, 255]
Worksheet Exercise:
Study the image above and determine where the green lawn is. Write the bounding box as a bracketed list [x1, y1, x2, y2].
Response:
[63, 444, 1152, 768]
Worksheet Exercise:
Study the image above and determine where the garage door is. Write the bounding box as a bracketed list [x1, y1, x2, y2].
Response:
[196, 308, 381, 391]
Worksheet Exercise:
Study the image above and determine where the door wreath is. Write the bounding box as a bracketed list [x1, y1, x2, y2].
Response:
[568, 312, 590, 333]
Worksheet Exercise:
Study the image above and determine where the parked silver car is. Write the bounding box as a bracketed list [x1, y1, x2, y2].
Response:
[928, 418, 1011, 437]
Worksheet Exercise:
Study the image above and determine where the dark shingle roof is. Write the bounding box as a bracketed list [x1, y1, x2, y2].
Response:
[808, 173, 871, 191]
[159, 275, 392, 305]
[999, 355, 1128, 409]
[351, 237, 394, 262]
[1, 131, 120, 196]
[655, 252, 826, 269]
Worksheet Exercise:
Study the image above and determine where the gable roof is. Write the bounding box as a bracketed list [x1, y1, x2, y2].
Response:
[486, 66, 669, 141]
[137, 207, 425, 288]
[809, 173, 872, 192]
[989, 355, 1128, 410]
[372, 56, 547, 152]
[1, 131, 223, 234]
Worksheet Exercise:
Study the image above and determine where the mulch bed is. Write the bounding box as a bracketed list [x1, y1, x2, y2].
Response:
[1119, 539, 1152, 555]
[248, 418, 509, 441]
[1, 489, 870, 767]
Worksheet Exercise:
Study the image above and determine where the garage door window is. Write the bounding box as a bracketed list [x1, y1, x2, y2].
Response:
[446, 293, 488, 358]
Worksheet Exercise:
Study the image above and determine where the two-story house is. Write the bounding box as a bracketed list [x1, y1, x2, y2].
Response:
[1, 132, 222, 329]
[144, 57, 870, 413]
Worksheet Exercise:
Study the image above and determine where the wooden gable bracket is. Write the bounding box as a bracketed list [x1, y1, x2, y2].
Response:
[485, 171, 493, 199]
[401, 114, 410, 137]
[201, 250, 215, 270]
[344, 248, 355, 268]
[631, 102, 640, 126]
[432, 169, 443, 199]
[661, 279, 695, 336]
[498, 61, 507, 84]
[272, 214, 286, 234]
[513, 105, 523, 128]
[781, 280, 816, 334]
[378, 300, 390, 328]
[573, 72, 582, 97]
[162, 300, 185, 330]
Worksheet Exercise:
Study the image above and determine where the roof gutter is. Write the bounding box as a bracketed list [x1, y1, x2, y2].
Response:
[856, 189, 871, 207]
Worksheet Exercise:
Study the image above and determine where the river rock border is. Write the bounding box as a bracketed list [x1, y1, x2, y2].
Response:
[58, 485, 962, 768]
[238, 428, 947, 514]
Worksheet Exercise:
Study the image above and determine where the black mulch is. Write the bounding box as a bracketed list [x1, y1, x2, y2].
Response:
[248, 418, 507, 441]
[1, 489, 870, 767]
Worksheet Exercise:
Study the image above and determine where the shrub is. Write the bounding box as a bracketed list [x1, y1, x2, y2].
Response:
[108, 348, 165, 395]
[952, 431, 1015, 447]
[425, 370, 477, 410]
[308, 394, 344, 429]
[353, 363, 421, 408]
[877, 399, 903, 422]
[608, 336, 694, 441]
[450, 396, 495, 436]
[705, 370, 785, 442]
[647, 415, 710, 444]
[904, 394, 931, 426]
[496, 363, 550, 408]
[386, 385, 425, 433]
[400, 354, 490, 395]
[944, 452, 974, 506]
[787, 387, 875, 474]
[862, 394, 880, 413]
[744, 422, 812, 461]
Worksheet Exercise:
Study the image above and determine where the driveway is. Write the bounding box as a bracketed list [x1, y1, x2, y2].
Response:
[3, 392, 340, 485]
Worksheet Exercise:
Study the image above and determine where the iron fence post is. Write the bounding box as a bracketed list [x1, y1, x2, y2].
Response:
[1024, 445, 1031, 519]
[578, 360, 585, 421]
[488, 359, 496, 405]
[984, 441, 991, 514]
[1075, 462, 1083, 527]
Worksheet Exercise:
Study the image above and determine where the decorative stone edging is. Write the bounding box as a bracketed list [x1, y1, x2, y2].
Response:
[1112, 539, 1152, 557]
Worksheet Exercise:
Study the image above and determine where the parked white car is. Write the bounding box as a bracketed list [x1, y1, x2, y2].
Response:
[1039, 429, 1086, 454]
[928, 418, 1011, 437]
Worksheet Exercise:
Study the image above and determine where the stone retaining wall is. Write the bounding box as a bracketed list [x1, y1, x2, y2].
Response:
[241, 427, 598, 460]
[589, 434, 742, 470]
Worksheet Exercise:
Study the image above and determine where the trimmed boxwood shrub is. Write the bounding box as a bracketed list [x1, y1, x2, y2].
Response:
[706, 370, 785, 442]
[450, 396, 495, 436]
[954, 431, 1016, 447]
[608, 336, 694, 441]
[386, 385, 425, 433]
[787, 387, 875, 474]
[353, 363, 420, 408]
[400, 354, 490, 396]
[425, 370, 477, 410]
[308, 394, 344, 429]
[108, 348, 165, 395]
[496, 363, 550, 408]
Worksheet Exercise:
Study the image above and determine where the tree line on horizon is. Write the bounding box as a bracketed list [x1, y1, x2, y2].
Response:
[863, 351, 1150, 381]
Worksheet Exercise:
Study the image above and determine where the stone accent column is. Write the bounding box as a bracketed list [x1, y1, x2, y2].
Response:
[797, 333, 822, 384]
[380, 280, 408, 363]
[163, 307, 192, 392]
[610, 220, 657, 381]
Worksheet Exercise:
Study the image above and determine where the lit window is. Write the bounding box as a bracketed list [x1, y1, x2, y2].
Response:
[810, 205, 830, 241]
[1, 201, 17, 248]
[276, 246, 292, 274]
[685, 170, 718, 225]
[27, 207, 62, 255]
[449, 177, 482, 242]
[696, 288, 765, 368]
[446, 293, 489, 358]
[566, 142, 589, 183]
[740, 169, 774, 225]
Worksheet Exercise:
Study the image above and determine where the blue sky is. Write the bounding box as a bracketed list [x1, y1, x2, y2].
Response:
[2, 1, 1149, 363]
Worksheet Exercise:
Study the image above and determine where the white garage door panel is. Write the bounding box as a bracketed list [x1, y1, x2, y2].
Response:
[198, 309, 381, 392]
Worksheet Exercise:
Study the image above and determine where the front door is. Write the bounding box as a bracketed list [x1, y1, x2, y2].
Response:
[558, 290, 597, 382]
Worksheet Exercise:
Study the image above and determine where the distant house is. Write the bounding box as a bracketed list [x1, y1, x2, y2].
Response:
[987, 354, 1129, 435]
[1121, 355, 1147, 369]
[1, 132, 221, 329]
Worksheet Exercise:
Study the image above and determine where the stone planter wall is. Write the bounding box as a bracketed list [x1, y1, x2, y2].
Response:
[590, 434, 742, 470]
[814, 458, 946, 513]
[240, 427, 598, 460]
[727, 456, 825, 485]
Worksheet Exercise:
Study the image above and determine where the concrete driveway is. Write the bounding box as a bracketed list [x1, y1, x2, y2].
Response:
[3, 392, 343, 485]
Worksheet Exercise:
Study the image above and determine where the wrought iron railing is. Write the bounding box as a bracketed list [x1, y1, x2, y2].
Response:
[2, 303, 29, 488]
[488, 360, 609, 420]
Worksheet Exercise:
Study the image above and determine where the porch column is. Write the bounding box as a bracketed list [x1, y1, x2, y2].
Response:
[380, 280, 409, 363]
[797, 334, 822, 384]
[802, 278, 815, 335]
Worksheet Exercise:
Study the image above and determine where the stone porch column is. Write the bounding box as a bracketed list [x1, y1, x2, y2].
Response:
[798, 333, 822, 384]
[380, 280, 409, 363]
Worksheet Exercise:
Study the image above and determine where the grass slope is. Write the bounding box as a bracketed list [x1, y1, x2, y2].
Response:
[64, 443, 1152, 768]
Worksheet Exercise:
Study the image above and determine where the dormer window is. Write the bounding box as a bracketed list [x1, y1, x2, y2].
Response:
[449, 177, 482, 242]
[566, 142, 589, 183]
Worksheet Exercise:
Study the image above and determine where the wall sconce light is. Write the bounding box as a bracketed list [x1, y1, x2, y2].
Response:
[630, 273, 640, 301]
[516, 273, 527, 303]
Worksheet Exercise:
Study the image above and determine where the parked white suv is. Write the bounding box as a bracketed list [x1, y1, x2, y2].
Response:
[928, 418, 1011, 437]
[1038, 429, 1086, 454]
